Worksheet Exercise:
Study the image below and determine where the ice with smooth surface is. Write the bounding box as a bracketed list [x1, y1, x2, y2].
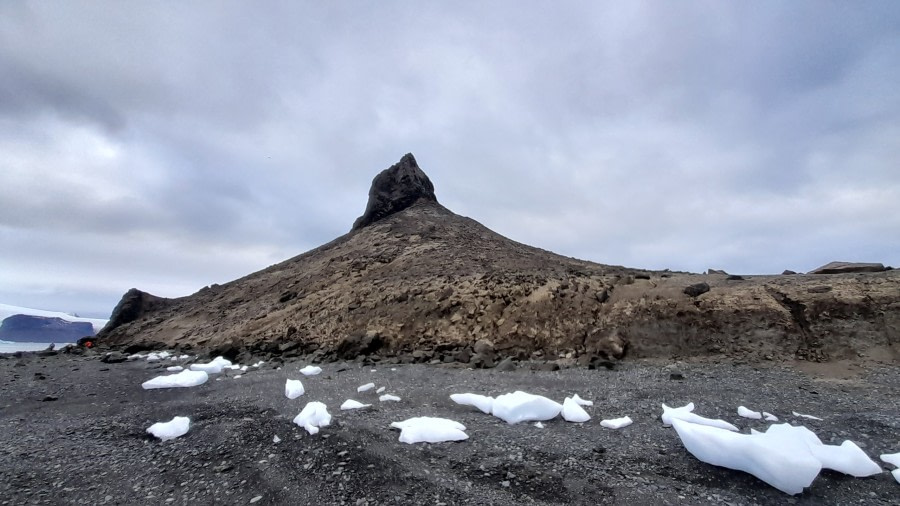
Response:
[299, 365, 322, 376]
[376, 386, 386, 394]
[738, 406, 762, 419]
[166, 366, 184, 372]
[340, 399, 371, 410]
[661, 403, 738, 431]
[189, 356, 232, 374]
[601, 416, 633, 429]
[357, 383, 376, 393]
[571, 394, 593, 406]
[882, 452, 900, 467]
[379, 394, 401, 402]
[792, 411, 823, 420]
[450, 393, 494, 414]
[763, 412, 779, 422]
[293, 402, 331, 435]
[672, 418, 821, 495]
[534, 422, 544, 429]
[142, 370, 209, 389]
[764, 424, 881, 477]
[146, 416, 190, 441]
[492, 391, 563, 424]
[285, 379, 305, 399]
[391, 417, 468, 444]
[562, 397, 591, 423]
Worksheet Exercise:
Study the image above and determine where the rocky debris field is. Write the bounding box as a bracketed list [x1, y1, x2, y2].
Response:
[1, 350, 899, 505]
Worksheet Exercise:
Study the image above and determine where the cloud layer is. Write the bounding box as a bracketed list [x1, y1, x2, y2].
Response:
[2, 1, 898, 316]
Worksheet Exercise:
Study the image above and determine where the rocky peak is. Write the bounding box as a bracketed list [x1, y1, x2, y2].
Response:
[352, 153, 438, 230]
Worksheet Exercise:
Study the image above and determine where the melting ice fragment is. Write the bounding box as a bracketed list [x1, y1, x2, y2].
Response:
[357, 383, 376, 393]
[491, 391, 563, 424]
[379, 394, 401, 402]
[285, 379, 305, 399]
[661, 402, 738, 431]
[764, 424, 881, 477]
[882, 453, 900, 484]
[562, 397, 590, 423]
[376, 386, 386, 394]
[146, 416, 190, 441]
[450, 393, 494, 414]
[601, 416, 633, 429]
[763, 412, 779, 422]
[571, 394, 593, 406]
[293, 402, 331, 435]
[166, 366, 184, 372]
[189, 356, 232, 374]
[738, 406, 762, 419]
[390, 417, 468, 444]
[142, 370, 209, 389]
[340, 399, 372, 410]
[299, 365, 322, 376]
[792, 411, 823, 420]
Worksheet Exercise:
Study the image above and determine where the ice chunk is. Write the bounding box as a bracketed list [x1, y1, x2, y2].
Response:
[166, 366, 183, 372]
[376, 386, 386, 394]
[142, 370, 209, 389]
[764, 424, 881, 477]
[763, 412, 778, 422]
[189, 356, 232, 374]
[492, 391, 563, 424]
[661, 403, 738, 431]
[562, 397, 590, 423]
[299, 365, 322, 376]
[240, 365, 248, 372]
[251, 361, 264, 368]
[146, 416, 190, 441]
[738, 406, 762, 419]
[792, 411, 822, 420]
[882, 452, 900, 467]
[379, 394, 401, 402]
[233, 375, 242, 379]
[293, 402, 331, 435]
[450, 393, 494, 414]
[601, 416, 633, 429]
[147, 351, 171, 362]
[340, 399, 371, 410]
[571, 394, 593, 406]
[671, 419, 821, 494]
[225, 364, 241, 370]
[273, 435, 281, 443]
[285, 379, 305, 399]
[534, 422, 544, 429]
[391, 417, 467, 444]
[357, 383, 375, 393]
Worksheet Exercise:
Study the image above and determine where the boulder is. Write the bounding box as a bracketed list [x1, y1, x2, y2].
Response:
[808, 262, 885, 275]
[352, 153, 438, 230]
[683, 282, 710, 297]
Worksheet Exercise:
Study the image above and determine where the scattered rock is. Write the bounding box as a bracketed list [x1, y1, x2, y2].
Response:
[683, 283, 710, 297]
[41, 395, 58, 402]
[336, 333, 384, 359]
[495, 357, 516, 372]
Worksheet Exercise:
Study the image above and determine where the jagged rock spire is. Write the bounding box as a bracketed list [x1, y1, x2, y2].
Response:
[352, 153, 437, 230]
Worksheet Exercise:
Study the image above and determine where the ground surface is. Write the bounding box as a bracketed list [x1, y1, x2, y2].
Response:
[1, 352, 898, 505]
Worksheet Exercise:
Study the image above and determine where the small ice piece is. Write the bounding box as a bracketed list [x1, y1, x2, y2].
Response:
[661, 403, 738, 431]
[562, 397, 591, 423]
[376, 386, 386, 394]
[225, 364, 241, 370]
[534, 422, 544, 429]
[764, 424, 882, 477]
[285, 379, 305, 399]
[293, 402, 331, 435]
[491, 391, 563, 424]
[189, 356, 232, 374]
[146, 416, 190, 441]
[601, 416, 633, 429]
[792, 411, 823, 421]
[251, 361, 264, 368]
[340, 399, 372, 410]
[763, 412, 779, 422]
[357, 383, 376, 393]
[142, 370, 209, 389]
[882, 452, 900, 467]
[166, 366, 184, 372]
[240, 365, 248, 372]
[379, 394, 401, 402]
[672, 419, 821, 494]
[391, 368, 397, 371]
[177, 355, 190, 360]
[450, 393, 495, 414]
[738, 406, 762, 419]
[299, 365, 322, 376]
[234, 375, 242, 379]
[571, 394, 593, 406]
[273, 435, 281, 444]
[390, 417, 467, 444]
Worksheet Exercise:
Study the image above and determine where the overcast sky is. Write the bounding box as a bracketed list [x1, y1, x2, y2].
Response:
[2, 1, 899, 318]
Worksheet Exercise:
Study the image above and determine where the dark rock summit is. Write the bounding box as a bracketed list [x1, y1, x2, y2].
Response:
[808, 261, 885, 275]
[352, 153, 437, 230]
[99, 288, 172, 337]
[0, 315, 93, 343]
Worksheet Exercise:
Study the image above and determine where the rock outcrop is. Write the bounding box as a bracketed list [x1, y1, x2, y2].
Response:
[98, 154, 900, 366]
[99, 288, 172, 336]
[808, 262, 886, 275]
[0, 315, 94, 343]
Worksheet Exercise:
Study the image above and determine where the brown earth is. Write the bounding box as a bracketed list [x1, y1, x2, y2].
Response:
[97, 155, 900, 367]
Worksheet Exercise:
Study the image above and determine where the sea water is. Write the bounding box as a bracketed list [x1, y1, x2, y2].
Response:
[0, 340, 73, 353]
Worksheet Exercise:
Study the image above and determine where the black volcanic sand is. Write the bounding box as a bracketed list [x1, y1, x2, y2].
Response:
[1, 352, 898, 505]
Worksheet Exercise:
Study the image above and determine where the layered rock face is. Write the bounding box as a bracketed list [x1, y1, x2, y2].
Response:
[98, 155, 900, 365]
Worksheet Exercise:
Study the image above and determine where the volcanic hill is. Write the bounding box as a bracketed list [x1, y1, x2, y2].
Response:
[98, 154, 899, 366]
